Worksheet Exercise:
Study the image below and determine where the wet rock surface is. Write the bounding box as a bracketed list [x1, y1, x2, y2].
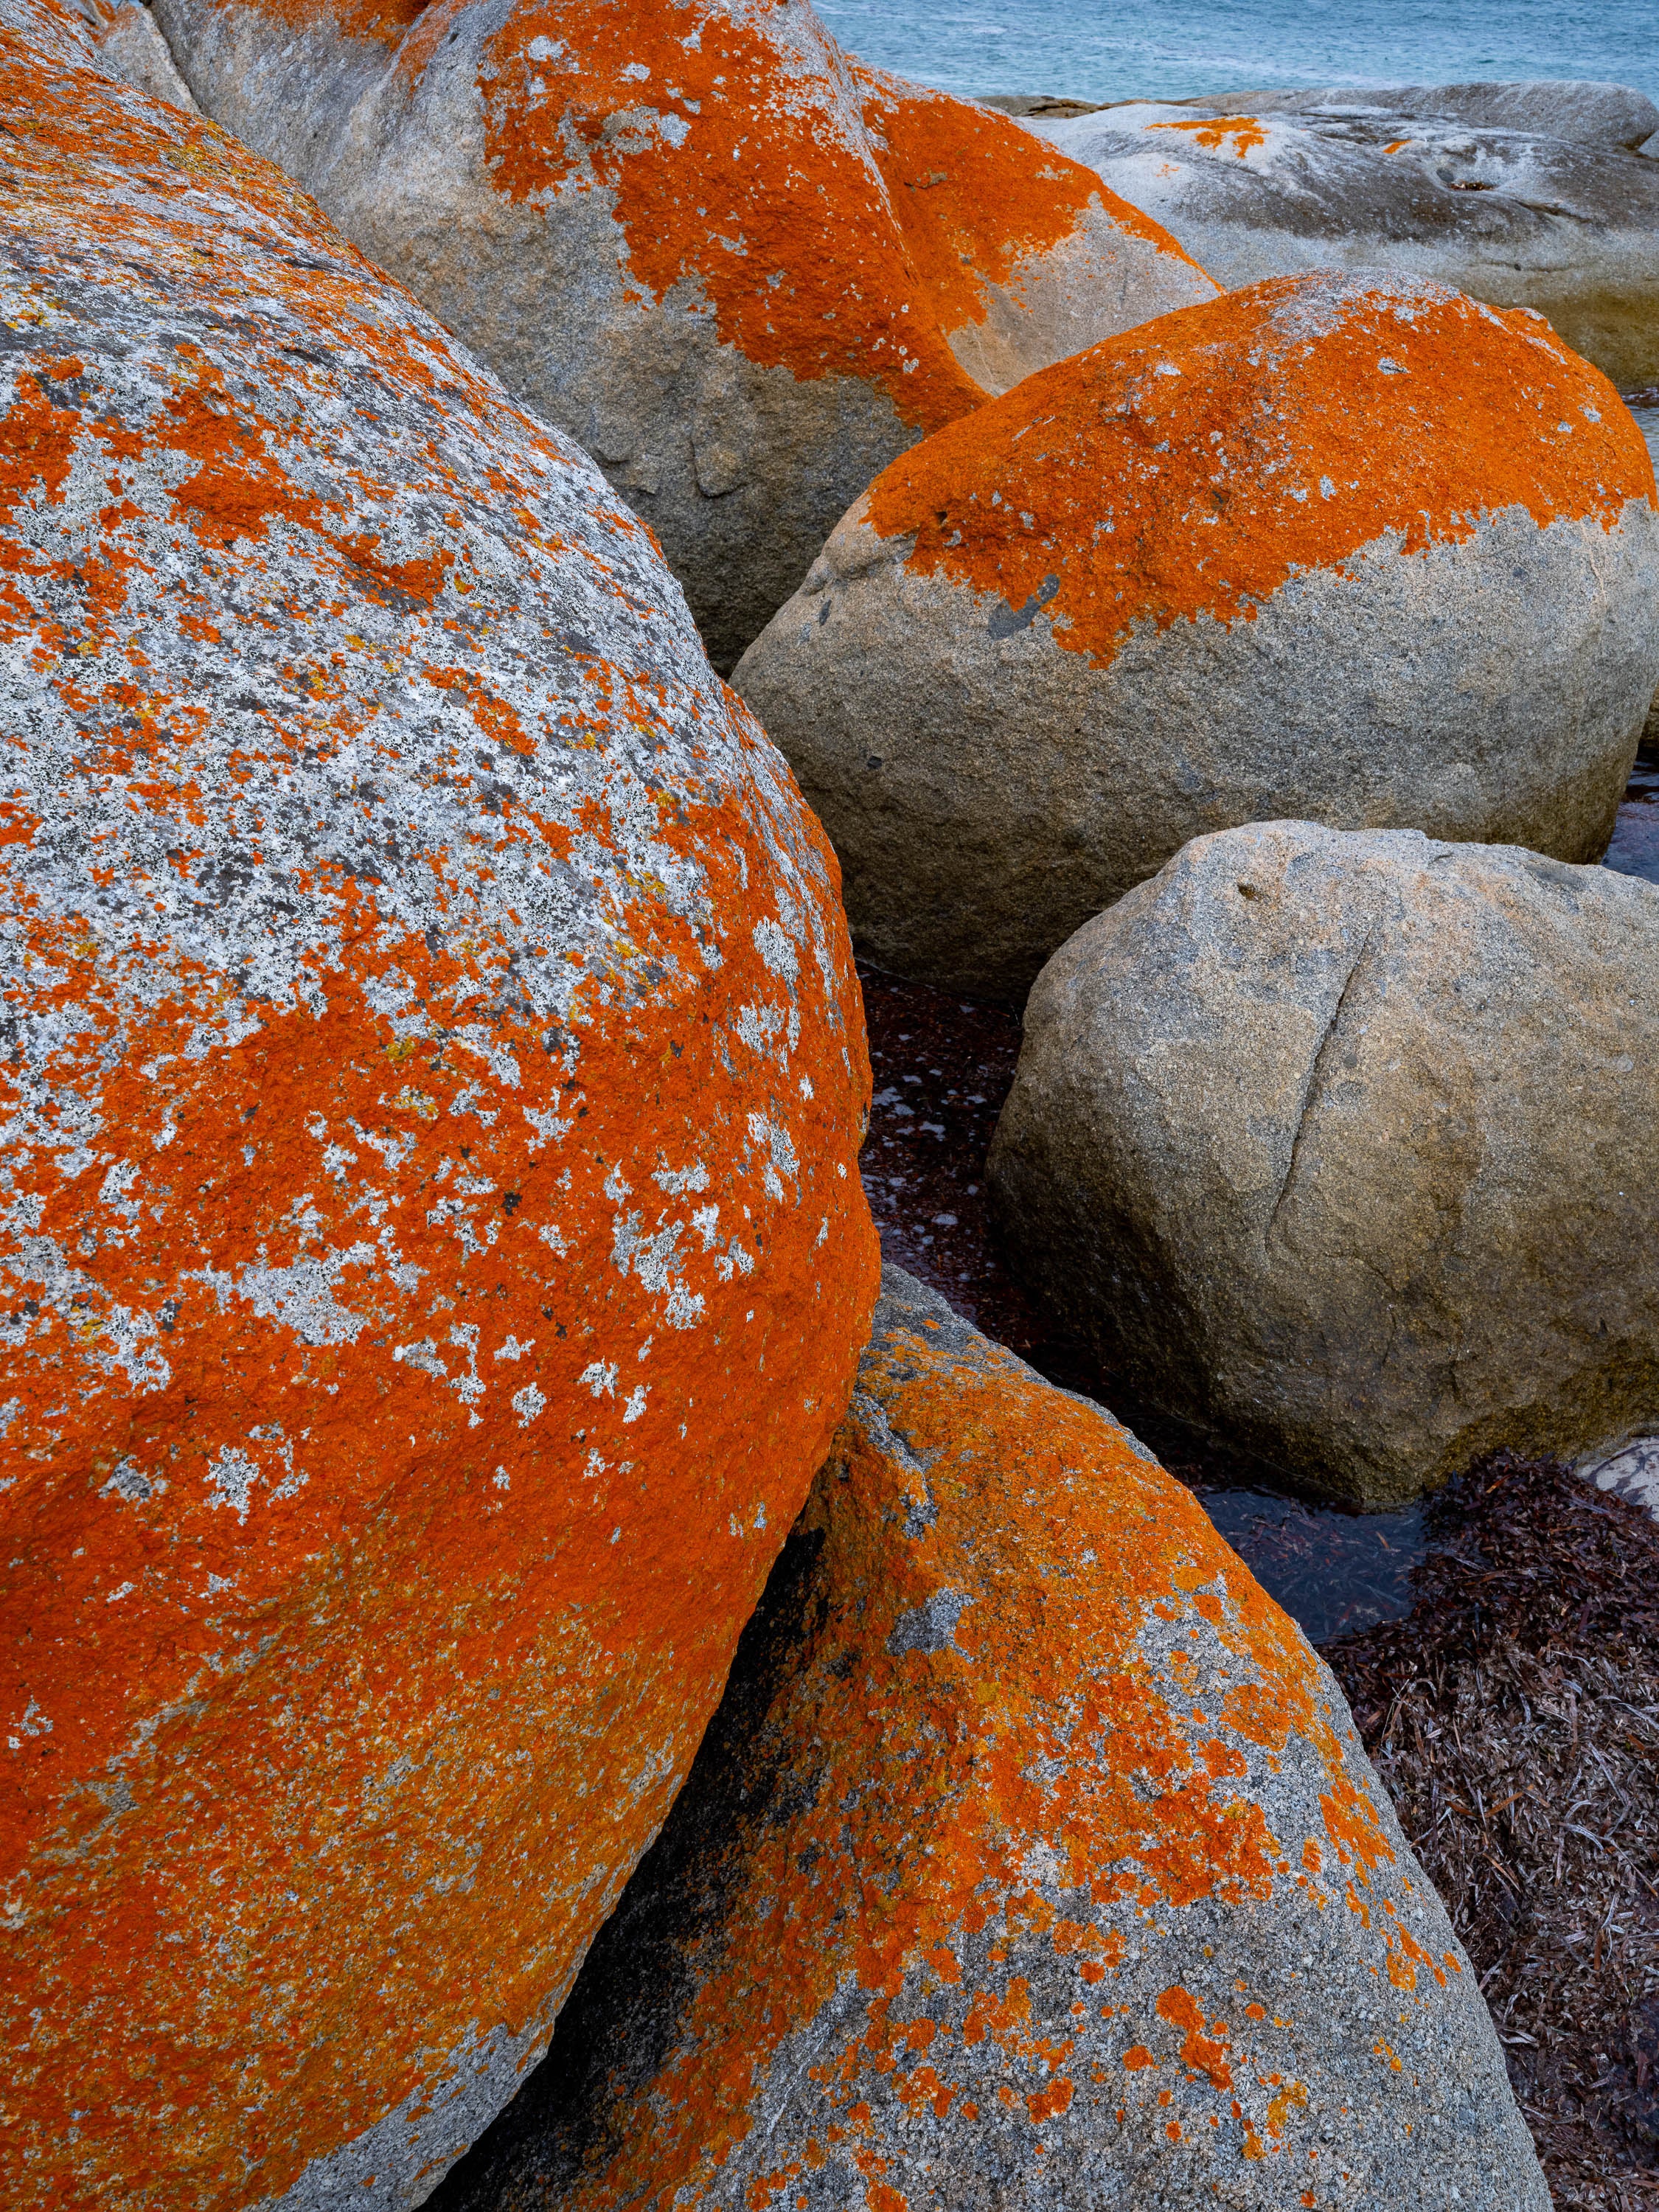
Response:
[1604, 743, 1659, 884]
[433, 1265, 1545, 2212]
[990, 823, 1659, 1506]
[737, 271, 1659, 997]
[1026, 87, 1659, 387]
[0, 11, 877, 2203]
[146, 0, 1213, 669]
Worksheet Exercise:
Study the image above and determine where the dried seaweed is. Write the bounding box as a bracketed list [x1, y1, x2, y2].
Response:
[1325, 1457, 1659, 2207]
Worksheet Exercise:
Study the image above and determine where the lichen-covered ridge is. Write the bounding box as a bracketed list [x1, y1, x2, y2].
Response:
[0, 10, 877, 2205]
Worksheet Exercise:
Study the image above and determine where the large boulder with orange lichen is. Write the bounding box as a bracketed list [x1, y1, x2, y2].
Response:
[734, 269, 1659, 998]
[0, 14, 876, 2210]
[422, 1266, 1547, 2212]
[141, 0, 1216, 670]
[987, 822, 1659, 1508]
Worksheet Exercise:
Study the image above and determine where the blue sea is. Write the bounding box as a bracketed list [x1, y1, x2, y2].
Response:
[817, 0, 1659, 109]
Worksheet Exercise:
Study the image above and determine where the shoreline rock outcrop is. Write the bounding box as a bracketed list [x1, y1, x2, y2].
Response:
[989, 823, 1659, 1507]
[1023, 85, 1659, 387]
[0, 12, 877, 2204]
[428, 1266, 1548, 2212]
[736, 270, 1659, 998]
[1194, 78, 1659, 151]
[987, 80, 1659, 150]
[142, 0, 1215, 668]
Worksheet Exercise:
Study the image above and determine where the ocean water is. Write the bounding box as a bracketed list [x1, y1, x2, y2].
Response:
[816, 0, 1659, 109]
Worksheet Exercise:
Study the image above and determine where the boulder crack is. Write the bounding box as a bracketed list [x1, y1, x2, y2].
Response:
[1267, 920, 1377, 1242]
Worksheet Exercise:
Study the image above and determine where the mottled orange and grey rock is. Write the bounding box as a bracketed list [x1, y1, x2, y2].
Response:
[0, 10, 876, 2206]
[432, 1267, 1546, 2212]
[143, 0, 1215, 665]
[1025, 87, 1659, 389]
[737, 270, 1659, 997]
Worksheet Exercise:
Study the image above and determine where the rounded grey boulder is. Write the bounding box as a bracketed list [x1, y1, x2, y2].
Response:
[988, 823, 1659, 1506]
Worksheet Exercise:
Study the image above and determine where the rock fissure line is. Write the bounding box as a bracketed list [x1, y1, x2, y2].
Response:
[1266, 913, 1380, 1244]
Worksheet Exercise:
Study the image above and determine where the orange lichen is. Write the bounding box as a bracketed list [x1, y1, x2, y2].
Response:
[159, 365, 333, 546]
[863, 272, 1656, 669]
[858, 67, 1211, 302]
[1026, 2078, 1075, 2123]
[1156, 1986, 1234, 2091]
[0, 15, 877, 2208]
[1267, 2079, 1310, 2137]
[1321, 1774, 1397, 1879]
[547, 1282, 1474, 2211]
[158, 0, 1179, 448]
[1149, 115, 1269, 156]
[463, 0, 1141, 431]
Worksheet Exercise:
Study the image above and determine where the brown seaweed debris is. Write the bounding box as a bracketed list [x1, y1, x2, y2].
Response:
[1324, 1455, 1659, 2207]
